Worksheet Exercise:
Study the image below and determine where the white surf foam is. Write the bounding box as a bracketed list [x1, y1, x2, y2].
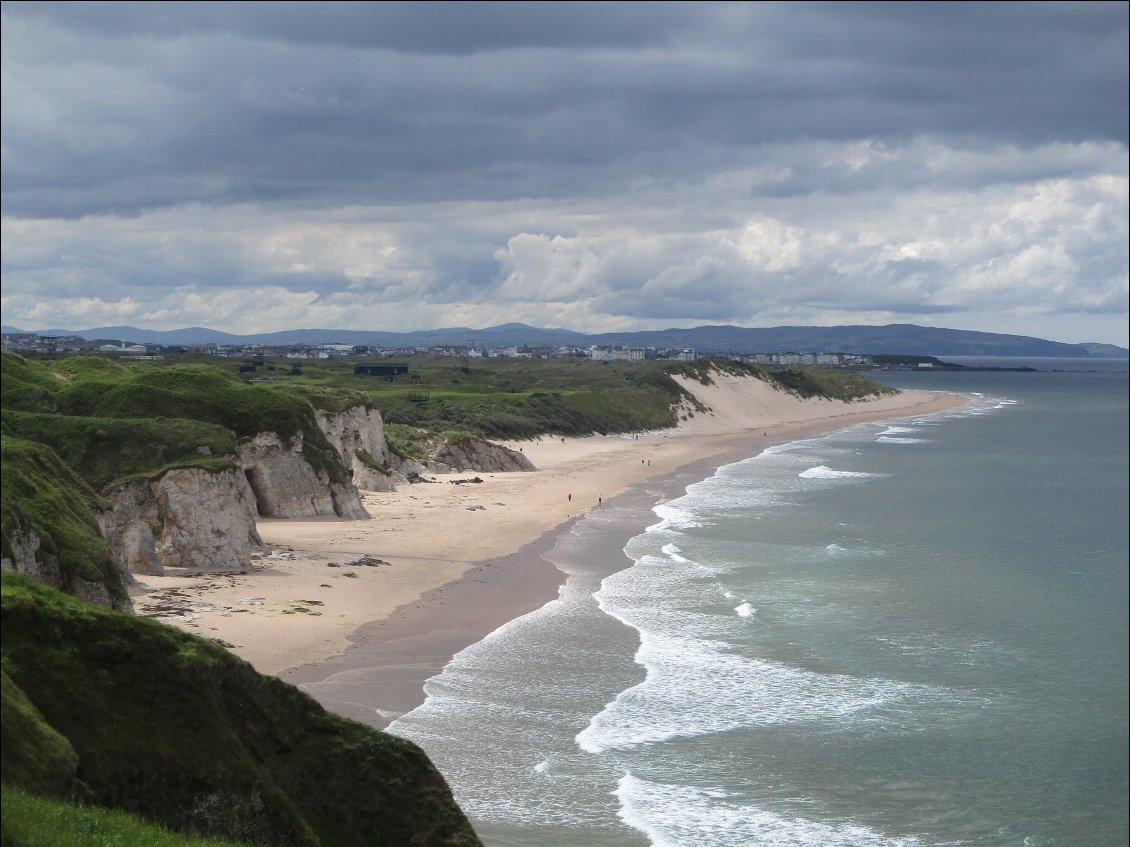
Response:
[575, 629, 941, 754]
[615, 772, 927, 847]
[660, 542, 690, 564]
[878, 426, 918, 435]
[875, 436, 928, 444]
[734, 602, 755, 617]
[799, 465, 877, 479]
[651, 501, 703, 530]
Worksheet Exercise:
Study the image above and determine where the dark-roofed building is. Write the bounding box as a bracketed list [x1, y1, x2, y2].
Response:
[353, 363, 409, 377]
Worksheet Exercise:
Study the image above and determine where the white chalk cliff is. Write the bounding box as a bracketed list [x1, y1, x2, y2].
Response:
[91, 404, 536, 579]
[236, 431, 367, 519]
[316, 405, 398, 492]
[98, 466, 262, 575]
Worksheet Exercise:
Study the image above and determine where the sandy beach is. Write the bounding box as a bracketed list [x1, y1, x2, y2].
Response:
[131, 376, 966, 719]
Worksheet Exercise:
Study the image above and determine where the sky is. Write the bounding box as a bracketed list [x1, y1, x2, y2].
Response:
[1, 2, 1128, 346]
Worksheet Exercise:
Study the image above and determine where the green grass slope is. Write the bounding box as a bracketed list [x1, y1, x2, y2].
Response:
[2, 410, 237, 492]
[1, 574, 481, 847]
[766, 365, 899, 401]
[2, 785, 253, 847]
[1, 670, 80, 798]
[280, 354, 898, 438]
[0, 437, 129, 608]
[1, 353, 353, 484]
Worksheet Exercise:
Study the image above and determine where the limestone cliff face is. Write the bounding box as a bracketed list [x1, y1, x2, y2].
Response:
[97, 480, 162, 575]
[99, 466, 262, 574]
[315, 404, 534, 487]
[236, 432, 368, 519]
[154, 468, 263, 568]
[2, 526, 133, 613]
[316, 405, 396, 493]
[430, 439, 536, 474]
[95, 427, 368, 577]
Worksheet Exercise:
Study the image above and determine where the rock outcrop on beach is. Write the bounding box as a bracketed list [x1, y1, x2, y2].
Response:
[429, 438, 536, 474]
[1, 573, 483, 847]
[94, 428, 372, 577]
[98, 465, 262, 574]
[316, 403, 398, 492]
[317, 403, 535, 487]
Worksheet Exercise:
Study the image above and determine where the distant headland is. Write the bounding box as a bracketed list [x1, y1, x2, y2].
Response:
[3, 322, 1126, 359]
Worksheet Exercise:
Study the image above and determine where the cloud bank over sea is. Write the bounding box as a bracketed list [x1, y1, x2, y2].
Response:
[2, 2, 1127, 344]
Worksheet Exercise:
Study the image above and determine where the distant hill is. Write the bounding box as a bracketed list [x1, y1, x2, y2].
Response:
[3, 322, 1126, 358]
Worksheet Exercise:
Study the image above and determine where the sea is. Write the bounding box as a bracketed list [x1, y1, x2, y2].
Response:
[387, 358, 1129, 847]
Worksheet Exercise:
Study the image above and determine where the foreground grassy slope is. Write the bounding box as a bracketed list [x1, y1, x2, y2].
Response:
[1, 574, 481, 847]
[2, 785, 253, 847]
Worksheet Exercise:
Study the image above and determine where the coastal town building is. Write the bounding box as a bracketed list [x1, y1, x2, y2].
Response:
[3, 331, 890, 371]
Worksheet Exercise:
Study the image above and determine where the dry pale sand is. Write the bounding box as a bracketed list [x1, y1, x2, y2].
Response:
[131, 377, 965, 678]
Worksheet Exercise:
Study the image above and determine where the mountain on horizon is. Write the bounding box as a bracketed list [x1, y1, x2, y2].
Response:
[2, 322, 1126, 358]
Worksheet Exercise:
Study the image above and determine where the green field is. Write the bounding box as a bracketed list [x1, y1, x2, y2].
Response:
[145, 352, 895, 439]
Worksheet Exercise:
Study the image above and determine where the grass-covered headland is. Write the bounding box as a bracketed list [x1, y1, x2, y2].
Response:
[1, 573, 481, 846]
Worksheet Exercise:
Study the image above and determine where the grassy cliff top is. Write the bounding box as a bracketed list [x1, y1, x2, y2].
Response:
[1, 352, 360, 441]
[1, 573, 481, 847]
[5, 351, 897, 446]
[2, 410, 238, 491]
[1, 352, 352, 485]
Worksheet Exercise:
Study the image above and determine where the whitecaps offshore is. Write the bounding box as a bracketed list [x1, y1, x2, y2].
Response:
[580, 404, 990, 760]
[799, 465, 879, 479]
[574, 628, 961, 754]
[616, 773, 928, 847]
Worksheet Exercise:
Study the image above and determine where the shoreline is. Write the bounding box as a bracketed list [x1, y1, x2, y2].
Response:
[130, 382, 967, 725]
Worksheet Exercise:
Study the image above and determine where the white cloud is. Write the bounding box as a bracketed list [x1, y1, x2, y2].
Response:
[2, 143, 1126, 344]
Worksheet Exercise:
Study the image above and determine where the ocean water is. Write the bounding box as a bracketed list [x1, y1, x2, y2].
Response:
[388, 359, 1128, 846]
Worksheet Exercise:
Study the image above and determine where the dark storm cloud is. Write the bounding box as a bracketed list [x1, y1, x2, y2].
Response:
[13, 1, 698, 52]
[2, 2, 1125, 219]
